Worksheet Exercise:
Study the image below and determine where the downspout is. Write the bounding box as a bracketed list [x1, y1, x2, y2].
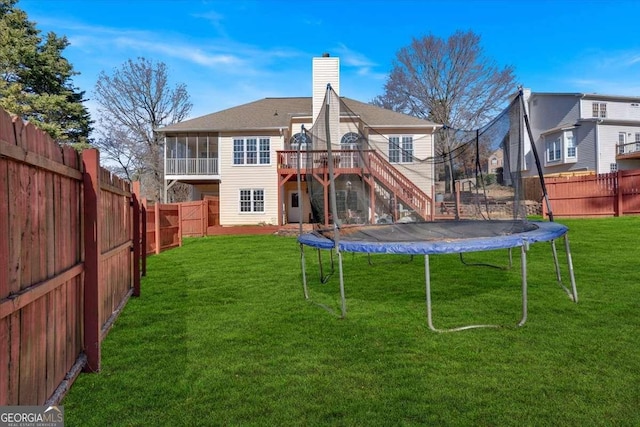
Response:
[163, 135, 167, 203]
[595, 119, 601, 173]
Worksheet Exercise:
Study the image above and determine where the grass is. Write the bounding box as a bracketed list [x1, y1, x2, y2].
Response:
[62, 217, 640, 426]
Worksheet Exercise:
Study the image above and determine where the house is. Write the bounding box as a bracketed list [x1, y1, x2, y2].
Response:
[487, 148, 503, 174]
[522, 90, 640, 176]
[158, 54, 441, 227]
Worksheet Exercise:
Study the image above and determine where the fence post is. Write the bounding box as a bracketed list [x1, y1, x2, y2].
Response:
[82, 149, 101, 373]
[178, 203, 183, 247]
[141, 198, 147, 276]
[615, 170, 623, 216]
[202, 200, 207, 237]
[131, 182, 141, 297]
[155, 202, 161, 255]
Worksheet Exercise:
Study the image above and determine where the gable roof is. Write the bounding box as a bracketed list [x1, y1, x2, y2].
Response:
[532, 92, 640, 102]
[159, 97, 440, 133]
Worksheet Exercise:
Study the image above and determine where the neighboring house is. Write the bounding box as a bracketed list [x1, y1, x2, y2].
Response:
[487, 148, 503, 174]
[522, 90, 640, 176]
[158, 55, 440, 226]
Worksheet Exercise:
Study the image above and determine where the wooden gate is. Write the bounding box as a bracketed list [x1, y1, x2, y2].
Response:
[204, 196, 220, 234]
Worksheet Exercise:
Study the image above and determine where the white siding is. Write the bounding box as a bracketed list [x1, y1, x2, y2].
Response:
[580, 99, 640, 120]
[597, 125, 634, 173]
[312, 56, 340, 124]
[367, 131, 435, 193]
[219, 133, 284, 226]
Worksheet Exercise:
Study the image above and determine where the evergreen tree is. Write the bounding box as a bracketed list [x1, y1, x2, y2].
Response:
[0, 0, 91, 143]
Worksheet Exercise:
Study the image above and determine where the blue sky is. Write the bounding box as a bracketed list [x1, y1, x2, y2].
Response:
[18, 0, 640, 124]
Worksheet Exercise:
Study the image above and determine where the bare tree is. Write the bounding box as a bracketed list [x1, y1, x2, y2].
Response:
[93, 57, 192, 201]
[373, 30, 516, 191]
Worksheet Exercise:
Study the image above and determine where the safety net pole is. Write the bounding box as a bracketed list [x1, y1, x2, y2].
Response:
[520, 89, 554, 221]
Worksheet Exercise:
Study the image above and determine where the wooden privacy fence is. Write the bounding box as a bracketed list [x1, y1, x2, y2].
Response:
[0, 109, 142, 406]
[145, 202, 181, 255]
[541, 170, 640, 218]
[142, 198, 220, 252]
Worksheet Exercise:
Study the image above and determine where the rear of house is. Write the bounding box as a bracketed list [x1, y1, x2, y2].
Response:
[159, 55, 440, 227]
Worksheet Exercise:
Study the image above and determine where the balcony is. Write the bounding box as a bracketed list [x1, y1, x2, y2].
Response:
[166, 158, 219, 177]
[616, 141, 640, 160]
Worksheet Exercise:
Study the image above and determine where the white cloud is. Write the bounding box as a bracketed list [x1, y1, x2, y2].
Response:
[112, 37, 244, 68]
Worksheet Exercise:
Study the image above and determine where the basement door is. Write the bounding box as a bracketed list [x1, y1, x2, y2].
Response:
[287, 191, 301, 223]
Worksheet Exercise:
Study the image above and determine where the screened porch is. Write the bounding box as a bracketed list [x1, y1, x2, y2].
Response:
[165, 134, 219, 177]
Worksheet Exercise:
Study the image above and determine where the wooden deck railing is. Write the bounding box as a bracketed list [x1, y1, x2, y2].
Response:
[616, 141, 640, 158]
[277, 149, 432, 221]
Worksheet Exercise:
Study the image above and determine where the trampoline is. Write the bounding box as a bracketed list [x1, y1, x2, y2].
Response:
[293, 86, 578, 332]
[298, 220, 578, 332]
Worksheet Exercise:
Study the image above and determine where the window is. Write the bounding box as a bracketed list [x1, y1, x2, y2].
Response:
[618, 132, 627, 154]
[233, 137, 270, 165]
[239, 189, 264, 213]
[566, 134, 576, 159]
[289, 133, 310, 150]
[259, 138, 270, 164]
[341, 132, 361, 147]
[610, 163, 618, 173]
[546, 137, 562, 162]
[592, 102, 607, 118]
[388, 136, 413, 163]
[599, 103, 607, 118]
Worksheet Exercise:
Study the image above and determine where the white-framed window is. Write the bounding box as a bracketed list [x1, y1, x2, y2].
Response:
[233, 137, 270, 165]
[388, 136, 413, 163]
[239, 189, 264, 213]
[610, 163, 618, 173]
[289, 133, 310, 150]
[592, 102, 607, 118]
[566, 134, 576, 159]
[546, 137, 562, 162]
[341, 132, 361, 147]
[618, 132, 627, 154]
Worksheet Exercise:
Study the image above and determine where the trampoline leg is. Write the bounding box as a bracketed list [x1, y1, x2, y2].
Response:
[564, 234, 579, 303]
[424, 255, 435, 331]
[508, 248, 513, 269]
[425, 253, 502, 332]
[518, 243, 528, 327]
[551, 238, 578, 302]
[300, 244, 309, 300]
[337, 250, 347, 318]
[550, 240, 562, 282]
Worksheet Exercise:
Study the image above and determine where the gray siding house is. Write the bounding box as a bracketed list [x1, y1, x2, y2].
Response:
[523, 90, 640, 175]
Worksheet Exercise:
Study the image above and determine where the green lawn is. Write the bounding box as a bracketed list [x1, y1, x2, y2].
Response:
[62, 217, 640, 426]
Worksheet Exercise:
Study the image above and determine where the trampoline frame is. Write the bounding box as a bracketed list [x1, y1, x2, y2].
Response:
[298, 221, 578, 332]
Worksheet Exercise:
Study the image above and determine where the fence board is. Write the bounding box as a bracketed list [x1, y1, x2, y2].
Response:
[0, 154, 8, 302]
